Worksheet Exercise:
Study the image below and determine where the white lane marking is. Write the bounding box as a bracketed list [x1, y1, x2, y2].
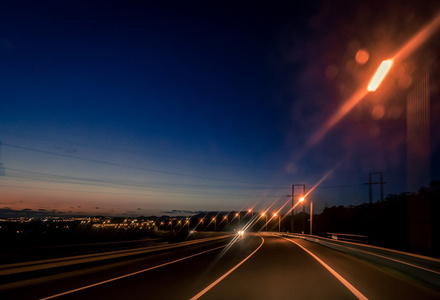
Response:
[337, 244, 440, 276]
[190, 235, 265, 300]
[281, 236, 368, 300]
[275, 233, 440, 275]
[2, 235, 233, 274]
[39, 245, 227, 300]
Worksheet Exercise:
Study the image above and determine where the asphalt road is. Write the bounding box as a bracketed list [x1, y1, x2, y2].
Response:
[1, 233, 440, 300]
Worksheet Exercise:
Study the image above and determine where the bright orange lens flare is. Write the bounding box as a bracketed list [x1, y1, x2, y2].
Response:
[299, 197, 305, 202]
[300, 13, 440, 154]
[306, 88, 368, 149]
[392, 14, 440, 64]
[367, 60, 393, 92]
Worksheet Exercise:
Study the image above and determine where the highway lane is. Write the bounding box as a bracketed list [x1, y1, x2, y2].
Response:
[1, 233, 440, 299]
[194, 234, 360, 300]
[195, 235, 440, 299]
[0, 234, 259, 299]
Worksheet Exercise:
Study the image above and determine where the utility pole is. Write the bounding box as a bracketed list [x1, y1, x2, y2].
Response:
[291, 184, 305, 233]
[365, 172, 386, 203]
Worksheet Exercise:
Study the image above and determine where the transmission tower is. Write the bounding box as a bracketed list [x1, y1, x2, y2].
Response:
[365, 172, 386, 203]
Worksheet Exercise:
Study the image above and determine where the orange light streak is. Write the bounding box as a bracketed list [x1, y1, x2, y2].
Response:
[306, 88, 368, 150]
[260, 200, 290, 231]
[280, 167, 336, 224]
[303, 168, 335, 198]
[392, 13, 440, 64]
[301, 12, 440, 153]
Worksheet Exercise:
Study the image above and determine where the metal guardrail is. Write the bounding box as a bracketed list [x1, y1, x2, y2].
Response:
[276, 232, 440, 290]
[326, 232, 369, 243]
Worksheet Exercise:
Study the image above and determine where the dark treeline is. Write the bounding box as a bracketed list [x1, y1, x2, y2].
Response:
[309, 181, 440, 258]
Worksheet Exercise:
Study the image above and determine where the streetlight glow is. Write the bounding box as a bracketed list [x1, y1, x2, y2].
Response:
[367, 60, 393, 91]
[299, 197, 305, 202]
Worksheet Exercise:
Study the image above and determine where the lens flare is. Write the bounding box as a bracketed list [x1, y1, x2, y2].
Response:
[367, 60, 393, 92]
[300, 12, 440, 155]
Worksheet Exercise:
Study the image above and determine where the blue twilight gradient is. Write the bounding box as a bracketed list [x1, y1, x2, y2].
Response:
[1, 1, 440, 216]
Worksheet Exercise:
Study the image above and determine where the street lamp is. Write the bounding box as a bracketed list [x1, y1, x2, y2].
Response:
[212, 217, 216, 231]
[199, 218, 204, 231]
[273, 212, 280, 232]
[236, 212, 240, 227]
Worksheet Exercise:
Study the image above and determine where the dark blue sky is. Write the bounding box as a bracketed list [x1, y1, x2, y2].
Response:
[1, 0, 440, 217]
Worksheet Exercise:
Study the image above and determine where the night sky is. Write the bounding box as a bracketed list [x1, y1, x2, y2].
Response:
[1, 0, 440, 217]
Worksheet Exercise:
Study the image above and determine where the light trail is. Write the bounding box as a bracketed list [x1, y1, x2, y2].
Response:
[39, 244, 228, 300]
[190, 236, 265, 300]
[207, 198, 270, 264]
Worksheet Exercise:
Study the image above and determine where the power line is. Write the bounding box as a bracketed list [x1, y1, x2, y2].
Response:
[2, 167, 279, 199]
[316, 184, 365, 189]
[2, 143, 267, 185]
[4, 167, 282, 191]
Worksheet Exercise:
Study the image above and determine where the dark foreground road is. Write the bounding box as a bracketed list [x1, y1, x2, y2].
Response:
[1, 233, 440, 299]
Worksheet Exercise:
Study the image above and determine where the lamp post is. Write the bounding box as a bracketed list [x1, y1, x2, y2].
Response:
[291, 184, 306, 233]
[236, 212, 240, 227]
[261, 212, 267, 232]
[273, 212, 280, 232]
[199, 218, 204, 231]
[212, 217, 216, 231]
